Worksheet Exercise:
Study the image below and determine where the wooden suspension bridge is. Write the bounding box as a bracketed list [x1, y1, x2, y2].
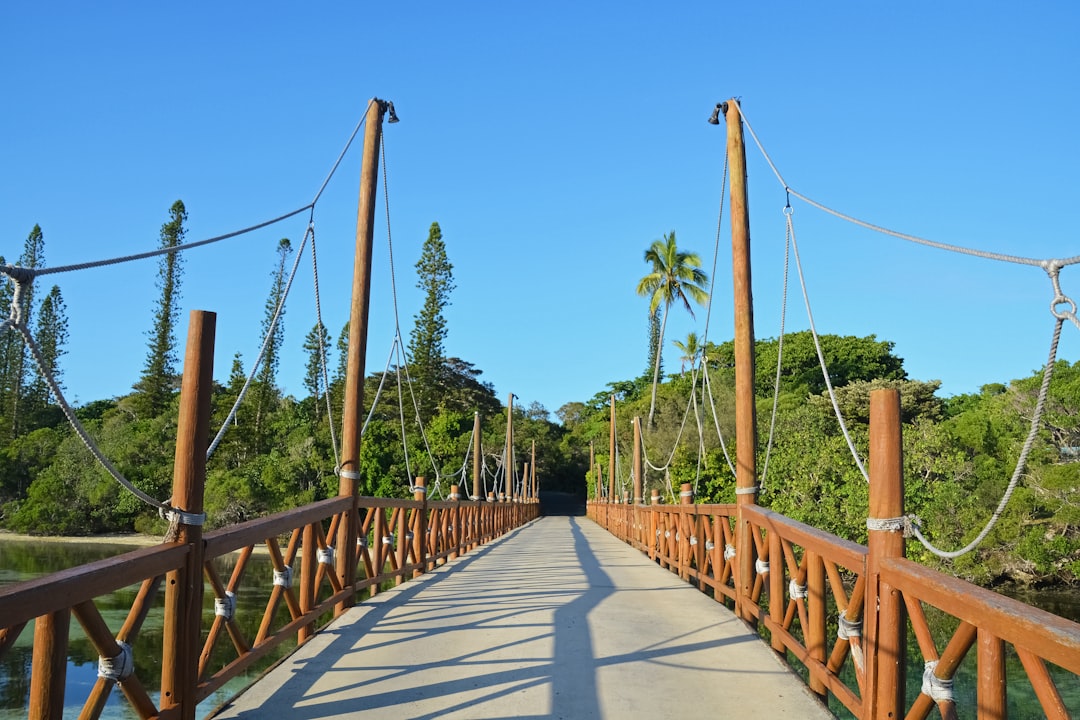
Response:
[2, 99, 1080, 720]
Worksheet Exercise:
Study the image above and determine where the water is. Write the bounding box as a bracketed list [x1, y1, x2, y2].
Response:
[0, 538, 294, 720]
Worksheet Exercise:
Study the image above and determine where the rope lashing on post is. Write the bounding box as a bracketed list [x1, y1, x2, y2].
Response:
[159, 505, 206, 527]
[382, 535, 394, 545]
[921, 661, 955, 703]
[357, 535, 368, 548]
[214, 591, 237, 620]
[788, 579, 808, 600]
[689, 536, 698, 546]
[866, 515, 919, 536]
[755, 558, 769, 575]
[734, 486, 759, 495]
[97, 641, 134, 683]
[679, 488, 694, 499]
[724, 544, 737, 560]
[837, 615, 862, 640]
[705, 540, 715, 551]
[272, 566, 293, 589]
[317, 547, 335, 566]
[337, 468, 361, 481]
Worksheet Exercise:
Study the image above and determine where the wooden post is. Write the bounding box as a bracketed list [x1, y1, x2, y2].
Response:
[160, 310, 215, 720]
[978, 630, 1007, 717]
[725, 98, 759, 624]
[648, 489, 659, 561]
[449, 484, 462, 559]
[299, 523, 316, 642]
[505, 394, 515, 501]
[633, 416, 643, 505]
[609, 394, 616, 503]
[472, 412, 481, 501]
[337, 98, 389, 613]
[866, 388, 905, 720]
[28, 610, 69, 720]
[413, 477, 427, 575]
[531, 439, 537, 502]
[807, 550, 827, 700]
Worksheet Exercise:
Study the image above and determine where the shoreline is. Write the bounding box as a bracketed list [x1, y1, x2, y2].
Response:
[0, 530, 160, 546]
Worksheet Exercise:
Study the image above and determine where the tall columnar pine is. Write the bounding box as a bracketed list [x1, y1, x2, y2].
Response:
[303, 321, 332, 421]
[25, 284, 68, 425]
[644, 307, 662, 383]
[408, 222, 455, 419]
[5, 225, 46, 438]
[135, 200, 186, 416]
[635, 231, 709, 426]
[254, 238, 292, 450]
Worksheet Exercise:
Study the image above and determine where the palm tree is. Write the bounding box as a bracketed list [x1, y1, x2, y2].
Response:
[673, 331, 702, 376]
[636, 231, 709, 426]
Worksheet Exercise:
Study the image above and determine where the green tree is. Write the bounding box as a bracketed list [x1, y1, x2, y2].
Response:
[408, 222, 455, 418]
[23, 285, 67, 430]
[135, 200, 186, 416]
[635, 231, 709, 426]
[645, 308, 662, 383]
[673, 331, 702, 376]
[251, 239, 292, 452]
[303, 322, 332, 421]
[4, 226, 46, 439]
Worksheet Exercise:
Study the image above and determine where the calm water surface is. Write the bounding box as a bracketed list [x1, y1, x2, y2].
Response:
[0, 538, 292, 720]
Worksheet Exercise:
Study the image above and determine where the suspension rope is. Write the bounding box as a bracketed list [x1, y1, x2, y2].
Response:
[307, 218, 341, 469]
[759, 208, 793, 491]
[910, 317, 1064, 559]
[207, 222, 312, 460]
[700, 362, 737, 476]
[788, 209, 870, 482]
[734, 102, 1080, 270]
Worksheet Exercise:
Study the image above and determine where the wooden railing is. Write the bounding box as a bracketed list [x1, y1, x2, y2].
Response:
[0, 311, 539, 719]
[0, 492, 537, 719]
[589, 389, 1080, 719]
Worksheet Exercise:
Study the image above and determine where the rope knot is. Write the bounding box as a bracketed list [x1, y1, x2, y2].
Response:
[317, 546, 335, 566]
[724, 544, 737, 561]
[214, 591, 237, 620]
[837, 615, 862, 640]
[97, 641, 134, 683]
[866, 514, 919, 537]
[755, 558, 769, 576]
[788, 579, 807, 599]
[921, 661, 955, 703]
[273, 566, 293, 588]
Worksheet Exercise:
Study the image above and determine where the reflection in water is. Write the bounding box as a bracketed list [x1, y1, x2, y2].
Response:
[0, 538, 292, 719]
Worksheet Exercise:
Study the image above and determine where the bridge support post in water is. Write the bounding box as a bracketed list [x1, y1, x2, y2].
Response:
[865, 388, 906, 719]
[337, 98, 390, 614]
[161, 310, 215, 720]
[725, 98, 760, 625]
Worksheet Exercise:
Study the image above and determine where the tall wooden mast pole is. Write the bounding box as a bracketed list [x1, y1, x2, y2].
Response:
[725, 98, 759, 622]
[608, 394, 616, 502]
[505, 393, 514, 500]
[472, 411, 481, 500]
[337, 98, 388, 613]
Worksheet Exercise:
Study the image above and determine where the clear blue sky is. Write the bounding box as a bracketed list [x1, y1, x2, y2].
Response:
[2, 2, 1078, 418]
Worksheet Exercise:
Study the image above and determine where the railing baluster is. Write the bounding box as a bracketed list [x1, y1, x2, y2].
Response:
[28, 609, 69, 720]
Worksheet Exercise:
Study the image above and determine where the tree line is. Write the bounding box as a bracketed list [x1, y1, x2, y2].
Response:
[0, 209, 587, 538]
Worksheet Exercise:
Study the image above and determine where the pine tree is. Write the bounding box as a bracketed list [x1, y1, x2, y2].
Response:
[25, 285, 68, 425]
[408, 222, 455, 418]
[303, 322, 331, 421]
[645, 307, 662, 383]
[253, 238, 292, 449]
[7, 225, 46, 437]
[135, 200, 186, 416]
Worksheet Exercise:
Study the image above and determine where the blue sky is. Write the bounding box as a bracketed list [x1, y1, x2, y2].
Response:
[2, 2, 1078, 418]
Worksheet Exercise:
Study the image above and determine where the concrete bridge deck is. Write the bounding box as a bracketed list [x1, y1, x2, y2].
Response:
[212, 515, 832, 720]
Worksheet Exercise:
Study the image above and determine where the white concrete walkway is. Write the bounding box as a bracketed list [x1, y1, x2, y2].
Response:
[212, 515, 833, 720]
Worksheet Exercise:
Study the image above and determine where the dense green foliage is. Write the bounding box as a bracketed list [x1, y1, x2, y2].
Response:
[0, 218, 586, 539]
[572, 332, 1080, 587]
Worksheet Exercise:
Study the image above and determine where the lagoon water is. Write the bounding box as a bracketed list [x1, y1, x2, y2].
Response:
[0, 538, 290, 720]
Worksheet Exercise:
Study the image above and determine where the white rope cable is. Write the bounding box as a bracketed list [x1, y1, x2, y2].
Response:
[361, 336, 399, 437]
[759, 210, 793, 491]
[910, 318, 1064, 559]
[307, 219, 341, 469]
[700, 361, 738, 476]
[733, 102, 1080, 270]
[0, 103, 376, 282]
[788, 210, 870, 482]
[207, 222, 311, 460]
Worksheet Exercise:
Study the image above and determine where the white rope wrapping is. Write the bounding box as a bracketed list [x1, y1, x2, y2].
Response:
[838, 615, 862, 640]
[866, 516, 913, 534]
[724, 544, 736, 560]
[317, 547, 335, 566]
[705, 540, 715, 551]
[163, 508, 206, 527]
[679, 489, 694, 498]
[405, 532, 414, 541]
[214, 591, 236, 620]
[788, 579, 808, 600]
[734, 486, 759, 495]
[921, 661, 955, 703]
[337, 469, 361, 481]
[689, 536, 698, 546]
[273, 566, 293, 588]
[382, 535, 394, 545]
[97, 641, 134, 683]
[755, 558, 769, 575]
